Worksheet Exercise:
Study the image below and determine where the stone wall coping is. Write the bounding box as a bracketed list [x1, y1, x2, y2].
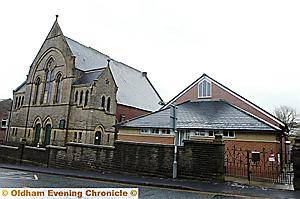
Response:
[45, 145, 67, 150]
[115, 140, 173, 147]
[24, 146, 46, 151]
[66, 142, 115, 149]
[0, 145, 18, 150]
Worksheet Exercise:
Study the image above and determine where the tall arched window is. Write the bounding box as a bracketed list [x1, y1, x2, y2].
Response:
[55, 73, 62, 103]
[17, 97, 21, 108]
[101, 96, 105, 109]
[74, 91, 78, 103]
[79, 90, 83, 104]
[15, 97, 18, 109]
[43, 58, 54, 103]
[21, 96, 24, 106]
[107, 97, 111, 112]
[33, 77, 41, 105]
[84, 90, 89, 106]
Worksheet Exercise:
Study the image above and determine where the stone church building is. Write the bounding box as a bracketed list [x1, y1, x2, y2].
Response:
[7, 17, 162, 147]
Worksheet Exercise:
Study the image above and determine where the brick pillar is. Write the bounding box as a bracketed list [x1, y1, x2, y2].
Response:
[292, 137, 300, 190]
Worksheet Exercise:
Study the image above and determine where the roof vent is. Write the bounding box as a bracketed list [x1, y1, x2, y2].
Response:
[142, 72, 147, 77]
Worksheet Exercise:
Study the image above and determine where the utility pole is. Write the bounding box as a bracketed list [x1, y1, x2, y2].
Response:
[159, 101, 178, 179]
[170, 103, 178, 179]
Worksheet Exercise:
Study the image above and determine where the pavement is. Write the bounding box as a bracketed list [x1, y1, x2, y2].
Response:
[0, 163, 299, 199]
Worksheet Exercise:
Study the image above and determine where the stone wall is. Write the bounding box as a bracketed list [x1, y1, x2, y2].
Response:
[178, 139, 224, 181]
[0, 139, 225, 182]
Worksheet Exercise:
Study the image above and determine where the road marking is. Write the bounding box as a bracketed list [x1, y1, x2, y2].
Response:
[33, 175, 38, 180]
[0, 170, 38, 181]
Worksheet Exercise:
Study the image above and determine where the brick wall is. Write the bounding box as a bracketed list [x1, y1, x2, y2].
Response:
[116, 104, 150, 122]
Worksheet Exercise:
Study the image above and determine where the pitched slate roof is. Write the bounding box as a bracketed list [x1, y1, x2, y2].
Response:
[66, 37, 109, 71]
[73, 69, 104, 85]
[14, 81, 26, 93]
[66, 37, 162, 111]
[118, 100, 278, 131]
[108, 61, 162, 111]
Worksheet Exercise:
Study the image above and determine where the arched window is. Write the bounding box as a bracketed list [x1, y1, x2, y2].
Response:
[21, 96, 24, 106]
[101, 96, 105, 109]
[198, 79, 211, 98]
[79, 90, 83, 104]
[107, 97, 111, 112]
[55, 73, 62, 103]
[33, 77, 41, 105]
[17, 97, 21, 108]
[43, 58, 54, 103]
[84, 90, 89, 106]
[14, 97, 18, 109]
[74, 91, 78, 103]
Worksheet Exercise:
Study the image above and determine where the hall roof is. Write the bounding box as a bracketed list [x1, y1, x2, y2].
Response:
[118, 100, 278, 131]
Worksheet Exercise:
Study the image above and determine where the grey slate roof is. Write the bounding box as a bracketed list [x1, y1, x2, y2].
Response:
[66, 37, 109, 70]
[66, 36, 162, 111]
[14, 81, 26, 93]
[109, 60, 162, 111]
[73, 69, 104, 85]
[118, 100, 278, 131]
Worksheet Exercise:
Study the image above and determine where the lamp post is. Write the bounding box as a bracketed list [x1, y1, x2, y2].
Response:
[159, 101, 178, 179]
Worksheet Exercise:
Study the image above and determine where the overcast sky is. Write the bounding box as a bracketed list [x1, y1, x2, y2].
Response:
[0, 0, 299, 114]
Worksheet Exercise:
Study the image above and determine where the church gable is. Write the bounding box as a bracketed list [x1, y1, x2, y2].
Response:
[27, 17, 74, 85]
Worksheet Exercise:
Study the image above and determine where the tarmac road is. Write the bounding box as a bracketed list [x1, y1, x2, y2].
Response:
[0, 168, 220, 199]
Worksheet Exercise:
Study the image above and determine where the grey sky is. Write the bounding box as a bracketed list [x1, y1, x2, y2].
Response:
[0, 0, 299, 114]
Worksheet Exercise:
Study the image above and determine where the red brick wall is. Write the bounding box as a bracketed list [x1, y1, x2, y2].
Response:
[225, 140, 279, 154]
[176, 85, 198, 104]
[116, 104, 150, 122]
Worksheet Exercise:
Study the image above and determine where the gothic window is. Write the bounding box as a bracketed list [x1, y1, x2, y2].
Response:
[107, 97, 111, 112]
[74, 91, 78, 103]
[17, 97, 21, 108]
[55, 73, 62, 103]
[101, 95, 105, 109]
[33, 77, 41, 105]
[14, 97, 18, 109]
[84, 90, 89, 106]
[21, 96, 24, 106]
[198, 79, 211, 98]
[43, 58, 54, 103]
[79, 90, 83, 104]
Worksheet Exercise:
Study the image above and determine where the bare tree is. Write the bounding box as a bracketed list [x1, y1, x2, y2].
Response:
[274, 105, 297, 131]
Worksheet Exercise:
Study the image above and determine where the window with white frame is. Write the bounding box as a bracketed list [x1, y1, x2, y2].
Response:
[198, 79, 212, 98]
[140, 129, 149, 134]
[223, 130, 235, 138]
[1, 119, 7, 129]
[151, 128, 159, 134]
[194, 131, 206, 136]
